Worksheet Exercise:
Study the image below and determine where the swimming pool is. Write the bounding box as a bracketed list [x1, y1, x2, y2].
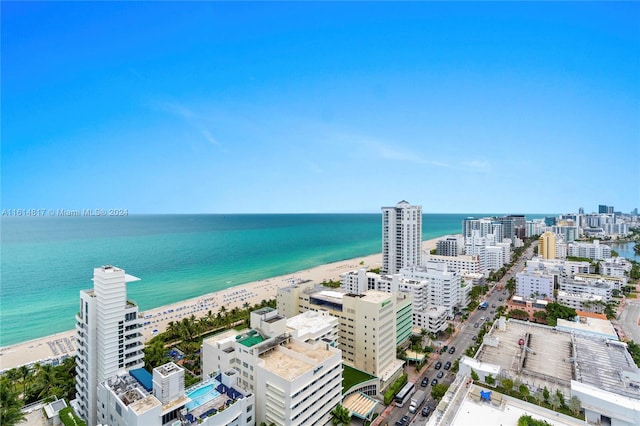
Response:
[185, 383, 221, 410]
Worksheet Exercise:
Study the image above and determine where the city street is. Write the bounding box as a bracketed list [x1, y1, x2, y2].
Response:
[381, 242, 535, 426]
[618, 300, 640, 343]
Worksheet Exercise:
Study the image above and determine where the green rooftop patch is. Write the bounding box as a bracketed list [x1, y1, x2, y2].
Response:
[343, 365, 376, 393]
[238, 334, 265, 347]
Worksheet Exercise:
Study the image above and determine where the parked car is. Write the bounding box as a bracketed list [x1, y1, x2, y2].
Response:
[472, 335, 477, 341]
[444, 361, 451, 370]
[431, 378, 438, 386]
[435, 361, 442, 370]
[474, 323, 479, 328]
[448, 346, 455, 354]
[421, 406, 432, 417]
[498, 297, 503, 301]
[437, 371, 444, 379]
[421, 377, 429, 387]
[492, 304, 496, 308]
[440, 345, 448, 354]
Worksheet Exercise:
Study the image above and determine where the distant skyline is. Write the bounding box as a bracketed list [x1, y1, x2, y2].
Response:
[2, 2, 639, 214]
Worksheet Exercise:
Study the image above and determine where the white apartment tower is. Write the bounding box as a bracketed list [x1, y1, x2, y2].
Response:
[382, 201, 422, 274]
[75, 265, 144, 426]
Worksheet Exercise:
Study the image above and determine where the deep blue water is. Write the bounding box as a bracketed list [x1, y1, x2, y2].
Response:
[1, 213, 542, 346]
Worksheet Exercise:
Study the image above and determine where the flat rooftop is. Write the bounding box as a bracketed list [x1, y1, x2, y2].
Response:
[446, 385, 585, 426]
[286, 311, 337, 336]
[477, 319, 640, 400]
[556, 317, 618, 340]
[477, 320, 573, 393]
[260, 340, 334, 381]
[574, 335, 640, 398]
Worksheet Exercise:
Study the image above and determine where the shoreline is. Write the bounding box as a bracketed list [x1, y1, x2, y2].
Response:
[0, 238, 442, 371]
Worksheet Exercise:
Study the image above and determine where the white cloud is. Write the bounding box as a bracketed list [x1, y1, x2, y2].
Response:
[154, 101, 220, 147]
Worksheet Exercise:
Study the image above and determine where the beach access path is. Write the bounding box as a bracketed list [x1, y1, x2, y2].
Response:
[0, 239, 440, 371]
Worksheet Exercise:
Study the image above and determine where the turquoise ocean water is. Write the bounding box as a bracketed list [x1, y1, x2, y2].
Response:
[1, 213, 546, 346]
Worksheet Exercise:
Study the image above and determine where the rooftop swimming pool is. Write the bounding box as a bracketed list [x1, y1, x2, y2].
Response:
[185, 383, 221, 410]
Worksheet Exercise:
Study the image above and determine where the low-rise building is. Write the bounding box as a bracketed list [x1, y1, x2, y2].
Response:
[96, 362, 254, 426]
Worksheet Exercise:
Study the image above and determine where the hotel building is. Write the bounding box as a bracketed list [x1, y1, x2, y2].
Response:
[75, 265, 145, 426]
[96, 362, 254, 426]
[277, 283, 405, 387]
[382, 200, 422, 274]
[538, 231, 557, 260]
[201, 308, 342, 425]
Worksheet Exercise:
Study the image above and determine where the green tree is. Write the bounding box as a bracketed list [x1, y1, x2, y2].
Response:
[431, 383, 448, 400]
[32, 364, 64, 400]
[501, 378, 514, 393]
[330, 404, 351, 425]
[533, 310, 547, 323]
[485, 374, 495, 386]
[549, 393, 562, 411]
[18, 366, 30, 398]
[519, 384, 530, 402]
[471, 369, 479, 381]
[0, 378, 26, 426]
[517, 414, 552, 426]
[568, 395, 581, 416]
[533, 389, 544, 406]
[144, 339, 168, 371]
[555, 390, 565, 408]
[542, 387, 550, 403]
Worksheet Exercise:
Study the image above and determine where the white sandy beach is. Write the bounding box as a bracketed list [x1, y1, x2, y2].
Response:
[0, 239, 440, 371]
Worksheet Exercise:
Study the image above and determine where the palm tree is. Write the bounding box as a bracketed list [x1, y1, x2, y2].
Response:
[18, 366, 30, 398]
[330, 404, 350, 425]
[33, 364, 63, 400]
[533, 389, 544, 406]
[144, 339, 168, 370]
[0, 378, 25, 426]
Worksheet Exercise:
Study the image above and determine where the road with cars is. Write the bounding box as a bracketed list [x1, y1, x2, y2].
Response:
[385, 242, 536, 426]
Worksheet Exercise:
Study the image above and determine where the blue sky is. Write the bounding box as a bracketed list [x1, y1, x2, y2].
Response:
[2, 2, 639, 214]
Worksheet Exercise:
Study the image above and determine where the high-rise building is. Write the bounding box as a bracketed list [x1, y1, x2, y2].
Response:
[538, 231, 557, 260]
[277, 283, 405, 387]
[75, 266, 145, 426]
[436, 235, 465, 256]
[382, 201, 422, 274]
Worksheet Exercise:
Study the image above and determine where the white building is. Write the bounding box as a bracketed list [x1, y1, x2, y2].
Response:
[382, 200, 422, 274]
[559, 278, 613, 302]
[436, 235, 465, 256]
[423, 253, 481, 275]
[75, 266, 145, 426]
[285, 310, 338, 347]
[201, 308, 342, 425]
[96, 362, 254, 426]
[567, 240, 612, 260]
[402, 262, 462, 318]
[515, 269, 555, 299]
[556, 291, 605, 313]
[599, 257, 632, 279]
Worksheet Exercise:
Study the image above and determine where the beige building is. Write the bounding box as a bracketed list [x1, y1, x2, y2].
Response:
[538, 231, 556, 259]
[277, 283, 405, 388]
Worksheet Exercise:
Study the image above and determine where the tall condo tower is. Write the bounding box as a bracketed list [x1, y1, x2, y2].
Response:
[538, 231, 557, 260]
[382, 200, 422, 274]
[75, 265, 144, 426]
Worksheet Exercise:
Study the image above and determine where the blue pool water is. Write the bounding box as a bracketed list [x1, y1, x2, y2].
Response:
[186, 383, 220, 410]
